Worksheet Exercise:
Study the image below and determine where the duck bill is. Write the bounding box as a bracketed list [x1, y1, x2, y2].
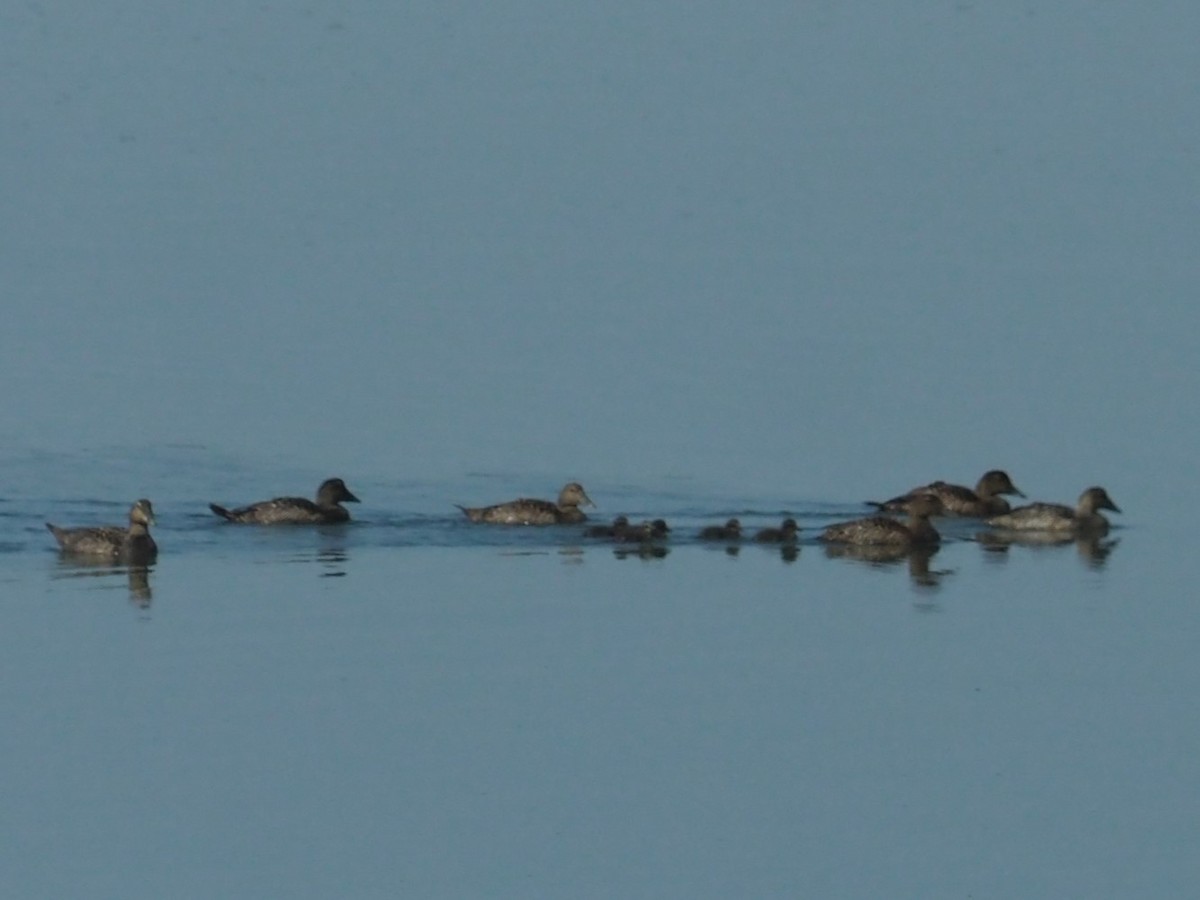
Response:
[344, 491, 361, 503]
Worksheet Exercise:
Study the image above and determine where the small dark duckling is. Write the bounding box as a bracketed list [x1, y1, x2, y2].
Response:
[699, 518, 742, 541]
[457, 482, 594, 525]
[820, 494, 944, 546]
[210, 478, 360, 524]
[986, 486, 1120, 535]
[870, 469, 1025, 517]
[754, 518, 800, 543]
[47, 499, 158, 564]
[619, 518, 671, 543]
[586, 515, 630, 538]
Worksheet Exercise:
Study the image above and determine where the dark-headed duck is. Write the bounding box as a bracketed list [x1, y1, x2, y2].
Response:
[210, 478, 360, 524]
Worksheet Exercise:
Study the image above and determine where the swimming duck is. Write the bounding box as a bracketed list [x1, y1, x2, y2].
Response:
[47, 498, 158, 563]
[586, 515, 630, 538]
[699, 518, 742, 541]
[210, 478, 360, 524]
[986, 486, 1120, 534]
[870, 469, 1024, 517]
[754, 518, 800, 543]
[457, 482, 594, 525]
[820, 494, 944, 546]
[618, 518, 671, 543]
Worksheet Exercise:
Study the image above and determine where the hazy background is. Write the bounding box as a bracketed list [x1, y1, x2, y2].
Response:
[3, 6, 1199, 898]
[4, 1, 1195, 505]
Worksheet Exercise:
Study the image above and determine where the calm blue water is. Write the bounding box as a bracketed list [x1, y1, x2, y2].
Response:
[4, 1, 1199, 897]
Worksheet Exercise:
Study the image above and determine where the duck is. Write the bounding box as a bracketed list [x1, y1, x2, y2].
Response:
[986, 486, 1120, 535]
[47, 498, 158, 563]
[869, 469, 1024, 517]
[619, 518, 671, 543]
[699, 518, 742, 541]
[820, 494, 944, 546]
[585, 515, 630, 538]
[456, 481, 594, 525]
[754, 518, 800, 543]
[210, 478, 360, 524]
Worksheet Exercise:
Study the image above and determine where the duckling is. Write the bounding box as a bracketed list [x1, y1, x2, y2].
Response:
[585, 515, 630, 538]
[699, 518, 742, 541]
[210, 478, 360, 524]
[619, 518, 671, 543]
[754, 518, 800, 543]
[457, 481, 594, 525]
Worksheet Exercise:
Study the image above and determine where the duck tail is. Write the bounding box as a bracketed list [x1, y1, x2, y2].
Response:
[45, 523, 66, 547]
[209, 503, 235, 521]
[455, 504, 483, 522]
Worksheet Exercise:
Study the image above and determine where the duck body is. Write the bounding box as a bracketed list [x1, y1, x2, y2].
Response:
[618, 519, 671, 543]
[870, 470, 1024, 517]
[457, 482, 593, 525]
[754, 518, 800, 543]
[210, 478, 360, 524]
[47, 499, 158, 564]
[699, 518, 742, 541]
[821, 495, 943, 547]
[585, 516, 630, 538]
[986, 486, 1120, 535]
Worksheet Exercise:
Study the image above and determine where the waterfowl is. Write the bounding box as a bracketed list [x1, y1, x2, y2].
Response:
[699, 518, 742, 541]
[210, 478, 360, 524]
[820, 494, 944, 546]
[618, 518, 671, 543]
[457, 482, 594, 525]
[754, 518, 800, 543]
[870, 469, 1024, 517]
[47, 498, 158, 563]
[986, 486, 1120, 535]
[585, 515, 630, 538]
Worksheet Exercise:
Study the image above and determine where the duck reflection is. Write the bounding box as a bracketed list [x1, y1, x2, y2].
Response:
[51, 557, 154, 608]
[822, 542, 944, 589]
[286, 527, 351, 577]
[975, 530, 1120, 570]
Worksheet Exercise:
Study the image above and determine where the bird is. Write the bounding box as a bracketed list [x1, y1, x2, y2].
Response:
[210, 477, 361, 524]
[699, 518, 742, 541]
[820, 494, 944, 546]
[456, 482, 594, 525]
[754, 518, 800, 543]
[47, 498, 158, 564]
[618, 518, 671, 543]
[986, 486, 1121, 535]
[869, 469, 1025, 517]
[585, 515, 630, 538]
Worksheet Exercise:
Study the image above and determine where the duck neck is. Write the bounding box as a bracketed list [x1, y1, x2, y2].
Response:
[906, 513, 939, 543]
